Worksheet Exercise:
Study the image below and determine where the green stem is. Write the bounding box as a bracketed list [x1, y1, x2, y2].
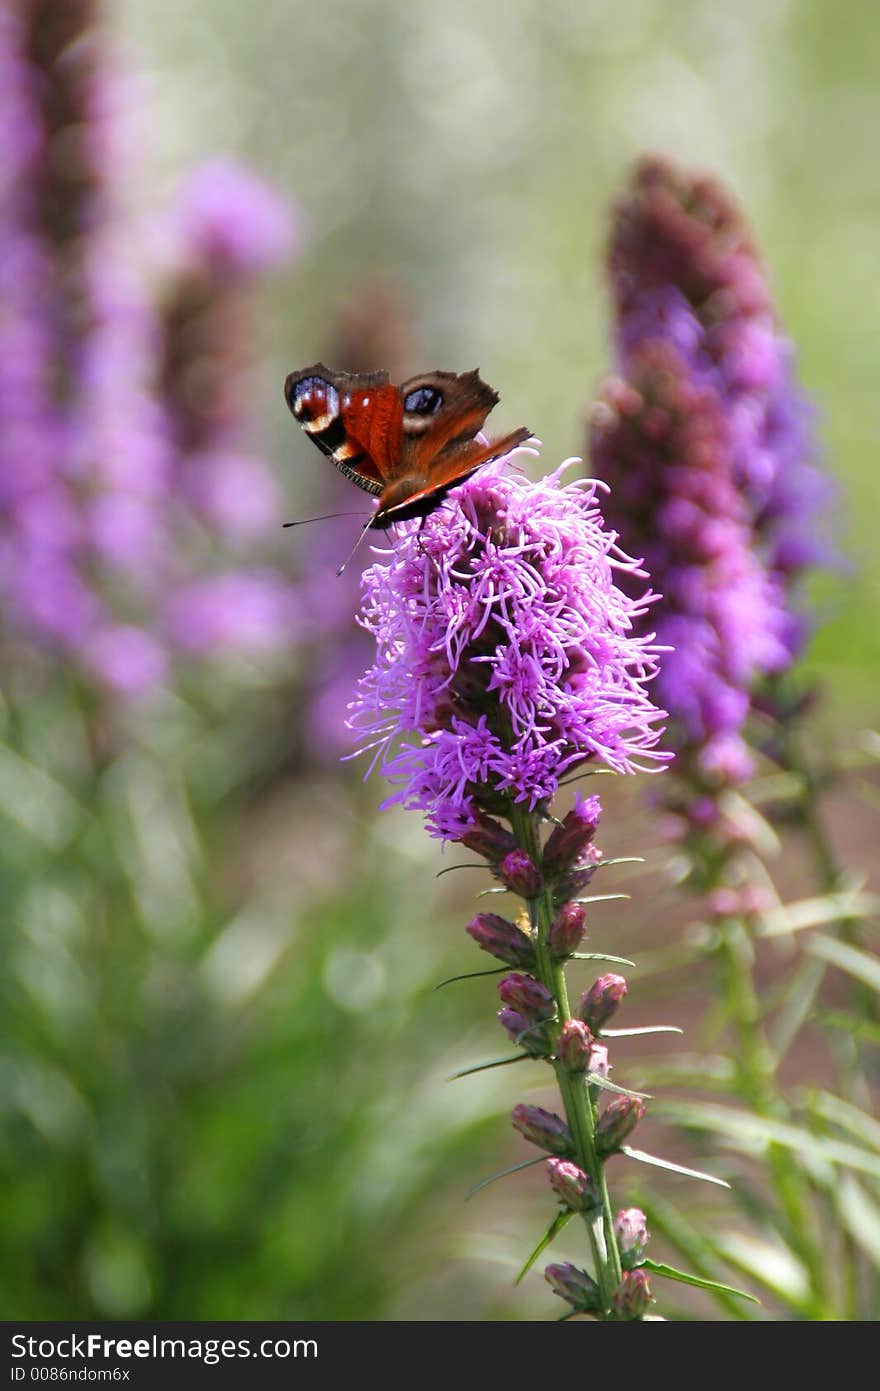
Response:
[511, 805, 623, 1311]
[714, 916, 829, 1315]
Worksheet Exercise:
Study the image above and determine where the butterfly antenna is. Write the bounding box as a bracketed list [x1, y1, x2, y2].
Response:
[282, 511, 366, 528]
[336, 515, 376, 577]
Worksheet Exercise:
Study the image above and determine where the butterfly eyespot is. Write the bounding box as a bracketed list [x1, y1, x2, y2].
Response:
[286, 375, 340, 429]
[404, 386, 443, 416]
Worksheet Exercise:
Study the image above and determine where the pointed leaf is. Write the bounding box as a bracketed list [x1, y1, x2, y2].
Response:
[835, 1175, 880, 1266]
[570, 952, 636, 968]
[465, 1154, 546, 1200]
[600, 1025, 683, 1038]
[434, 966, 507, 990]
[656, 1100, 880, 1178]
[620, 1146, 731, 1189]
[572, 893, 631, 905]
[587, 1074, 651, 1100]
[515, 1210, 574, 1285]
[449, 1054, 532, 1081]
[641, 1259, 759, 1303]
[816, 1010, 880, 1046]
[808, 934, 880, 993]
[757, 890, 879, 939]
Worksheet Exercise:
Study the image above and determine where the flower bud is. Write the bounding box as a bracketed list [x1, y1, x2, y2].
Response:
[596, 1097, 646, 1155]
[497, 972, 555, 1020]
[551, 847, 603, 907]
[511, 1103, 573, 1156]
[459, 811, 517, 864]
[588, 1041, 610, 1078]
[498, 1007, 551, 1056]
[499, 849, 543, 898]
[465, 912, 535, 968]
[611, 1269, 653, 1320]
[547, 902, 586, 958]
[556, 1018, 594, 1072]
[547, 1159, 599, 1213]
[545, 1262, 601, 1313]
[543, 794, 602, 875]
[614, 1208, 649, 1269]
[577, 973, 627, 1031]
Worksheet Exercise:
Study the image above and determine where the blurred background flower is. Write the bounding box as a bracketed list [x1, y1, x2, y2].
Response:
[1, 0, 878, 1322]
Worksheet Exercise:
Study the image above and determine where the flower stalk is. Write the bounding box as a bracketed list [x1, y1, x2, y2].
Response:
[511, 802, 623, 1304]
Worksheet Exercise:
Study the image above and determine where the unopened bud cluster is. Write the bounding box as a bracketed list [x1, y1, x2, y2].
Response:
[456, 790, 653, 1318]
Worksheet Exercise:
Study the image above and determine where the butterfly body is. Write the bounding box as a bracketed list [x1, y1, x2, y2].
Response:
[284, 363, 530, 529]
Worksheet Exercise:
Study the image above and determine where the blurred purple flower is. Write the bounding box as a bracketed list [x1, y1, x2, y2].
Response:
[0, 4, 302, 701]
[350, 459, 668, 840]
[591, 157, 831, 779]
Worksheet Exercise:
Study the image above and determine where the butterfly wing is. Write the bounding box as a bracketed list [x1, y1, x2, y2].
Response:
[284, 363, 403, 496]
[372, 426, 532, 526]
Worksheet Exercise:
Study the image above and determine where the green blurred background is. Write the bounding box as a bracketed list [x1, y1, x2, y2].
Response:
[2, 0, 878, 1321]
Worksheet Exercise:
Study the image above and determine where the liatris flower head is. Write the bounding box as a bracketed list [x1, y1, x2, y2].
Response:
[349, 460, 668, 841]
[600, 154, 831, 698]
[545, 1262, 601, 1314]
[578, 973, 628, 1031]
[591, 342, 788, 771]
[547, 1159, 599, 1213]
[611, 1269, 653, 1320]
[614, 1208, 649, 1269]
[596, 1096, 646, 1155]
[465, 911, 535, 968]
[511, 1104, 574, 1157]
[547, 901, 587, 959]
[459, 811, 517, 865]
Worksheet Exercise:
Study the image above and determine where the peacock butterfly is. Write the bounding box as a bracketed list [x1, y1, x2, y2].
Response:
[284, 363, 531, 529]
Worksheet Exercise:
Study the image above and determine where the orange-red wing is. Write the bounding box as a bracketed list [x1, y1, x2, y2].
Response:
[339, 383, 405, 482]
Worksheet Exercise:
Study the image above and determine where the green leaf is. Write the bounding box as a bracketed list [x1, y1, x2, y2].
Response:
[571, 893, 631, 905]
[803, 1090, 880, 1153]
[808, 934, 880, 993]
[433, 966, 507, 990]
[757, 890, 879, 939]
[816, 1009, 880, 1046]
[515, 1209, 574, 1285]
[656, 1100, 880, 1179]
[641, 1259, 759, 1304]
[448, 1054, 533, 1081]
[600, 1025, 683, 1038]
[587, 1074, 651, 1100]
[570, 951, 636, 967]
[435, 863, 486, 877]
[620, 1146, 731, 1189]
[835, 1175, 880, 1267]
[465, 1154, 547, 1200]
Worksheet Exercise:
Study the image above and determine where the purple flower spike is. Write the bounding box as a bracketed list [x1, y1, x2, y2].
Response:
[593, 156, 831, 774]
[349, 461, 669, 841]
